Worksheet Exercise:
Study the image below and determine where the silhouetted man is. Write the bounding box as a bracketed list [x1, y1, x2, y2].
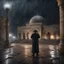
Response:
[31, 30, 40, 56]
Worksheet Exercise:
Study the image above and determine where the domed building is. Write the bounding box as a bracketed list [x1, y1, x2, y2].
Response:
[17, 15, 59, 40]
[29, 15, 44, 24]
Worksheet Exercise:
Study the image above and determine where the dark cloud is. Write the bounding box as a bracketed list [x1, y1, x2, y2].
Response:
[0, 0, 59, 35]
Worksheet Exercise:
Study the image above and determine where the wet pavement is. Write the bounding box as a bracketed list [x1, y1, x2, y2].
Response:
[0, 42, 64, 64]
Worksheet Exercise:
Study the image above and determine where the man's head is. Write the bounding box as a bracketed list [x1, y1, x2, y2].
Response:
[34, 30, 38, 33]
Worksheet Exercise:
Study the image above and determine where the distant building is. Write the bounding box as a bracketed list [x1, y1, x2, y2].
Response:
[0, 16, 6, 42]
[17, 15, 60, 40]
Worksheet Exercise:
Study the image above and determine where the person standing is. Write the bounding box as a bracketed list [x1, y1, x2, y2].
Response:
[31, 30, 40, 56]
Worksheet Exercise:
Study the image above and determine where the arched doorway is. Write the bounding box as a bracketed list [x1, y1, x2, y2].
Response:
[23, 32, 25, 40]
[47, 32, 51, 39]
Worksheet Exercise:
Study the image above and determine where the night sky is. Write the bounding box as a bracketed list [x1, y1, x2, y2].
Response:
[0, 0, 59, 35]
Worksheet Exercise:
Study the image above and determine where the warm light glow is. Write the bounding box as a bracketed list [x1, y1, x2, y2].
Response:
[4, 2, 12, 9]
[43, 35, 48, 39]
[24, 45, 28, 56]
[50, 35, 55, 39]
[11, 43, 16, 46]
[56, 35, 60, 40]
[24, 45, 31, 57]
[9, 33, 12, 37]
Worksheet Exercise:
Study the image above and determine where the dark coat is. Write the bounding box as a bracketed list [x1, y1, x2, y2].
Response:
[31, 33, 40, 53]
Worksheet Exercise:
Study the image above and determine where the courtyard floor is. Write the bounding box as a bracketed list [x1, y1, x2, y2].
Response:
[0, 40, 64, 64]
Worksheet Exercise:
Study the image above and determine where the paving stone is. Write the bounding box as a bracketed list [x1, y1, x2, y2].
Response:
[0, 42, 63, 64]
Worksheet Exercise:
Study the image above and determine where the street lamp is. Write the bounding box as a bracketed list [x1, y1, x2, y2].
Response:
[4, 3, 12, 47]
[4, 3, 12, 9]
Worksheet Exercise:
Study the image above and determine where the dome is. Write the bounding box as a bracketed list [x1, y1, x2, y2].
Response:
[29, 15, 44, 24]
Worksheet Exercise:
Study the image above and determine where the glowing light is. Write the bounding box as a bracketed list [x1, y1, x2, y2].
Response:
[11, 43, 16, 46]
[9, 33, 12, 37]
[56, 35, 60, 40]
[5, 54, 9, 59]
[12, 36, 16, 39]
[50, 35, 55, 39]
[50, 51, 55, 57]
[25, 45, 28, 56]
[24, 45, 31, 57]
[4, 2, 12, 9]
[43, 35, 48, 39]
[25, 45, 28, 49]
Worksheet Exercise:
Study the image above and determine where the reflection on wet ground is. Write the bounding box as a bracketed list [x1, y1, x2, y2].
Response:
[0, 43, 64, 64]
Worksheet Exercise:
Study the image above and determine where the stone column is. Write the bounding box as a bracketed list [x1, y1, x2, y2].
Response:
[60, 6, 64, 43]
[57, 0, 64, 54]
[5, 8, 9, 48]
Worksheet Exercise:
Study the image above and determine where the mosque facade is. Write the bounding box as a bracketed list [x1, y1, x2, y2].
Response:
[17, 15, 60, 40]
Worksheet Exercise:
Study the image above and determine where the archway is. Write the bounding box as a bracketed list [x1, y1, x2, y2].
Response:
[47, 32, 51, 39]
[23, 32, 25, 40]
